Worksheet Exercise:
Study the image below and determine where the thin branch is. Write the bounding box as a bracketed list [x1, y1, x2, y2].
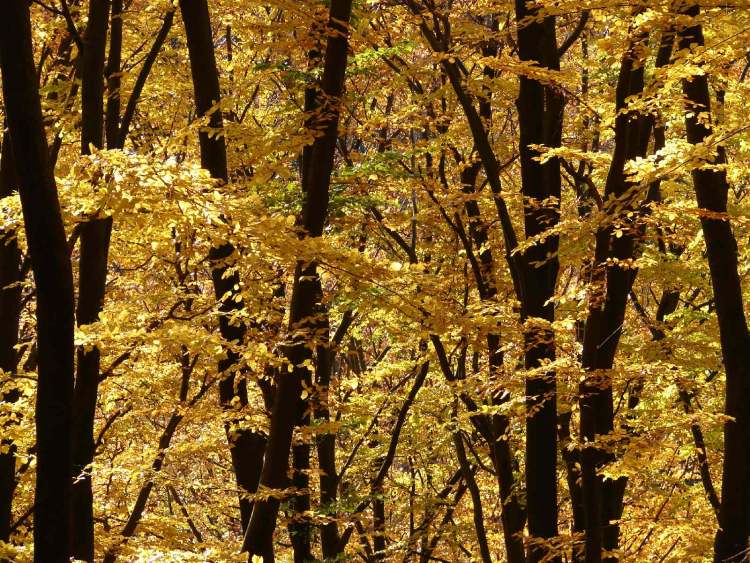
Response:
[60, 0, 84, 51]
[118, 8, 175, 146]
[558, 10, 590, 57]
[167, 484, 204, 543]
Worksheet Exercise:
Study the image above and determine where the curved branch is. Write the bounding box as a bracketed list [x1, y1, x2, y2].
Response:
[60, 0, 84, 52]
[558, 10, 590, 57]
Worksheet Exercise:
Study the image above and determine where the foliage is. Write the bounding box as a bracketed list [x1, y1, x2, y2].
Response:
[2, 0, 750, 561]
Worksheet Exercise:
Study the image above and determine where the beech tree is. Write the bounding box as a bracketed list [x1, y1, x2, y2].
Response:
[677, 4, 750, 561]
[2, 1, 750, 562]
[0, 2, 75, 561]
[242, 0, 354, 558]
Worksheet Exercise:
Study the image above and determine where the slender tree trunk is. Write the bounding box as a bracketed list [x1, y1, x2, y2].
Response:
[462, 153, 526, 563]
[69, 5, 174, 554]
[0, 132, 22, 550]
[373, 485, 387, 559]
[286, 32, 327, 558]
[167, 484, 203, 543]
[315, 313, 343, 559]
[179, 0, 266, 534]
[406, 7, 532, 555]
[567, 28, 673, 563]
[475, 335, 524, 563]
[675, 5, 750, 562]
[242, 1, 353, 558]
[71, 2, 112, 559]
[578, 23, 655, 562]
[514, 4, 563, 559]
[117, 6, 175, 148]
[289, 422, 312, 562]
[455, 50, 528, 562]
[0, 3, 76, 561]
[559, 411, 585, 562]
[453, 431, 492, 563]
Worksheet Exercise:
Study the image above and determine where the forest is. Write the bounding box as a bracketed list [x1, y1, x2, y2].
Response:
[1, 0, 750, 561]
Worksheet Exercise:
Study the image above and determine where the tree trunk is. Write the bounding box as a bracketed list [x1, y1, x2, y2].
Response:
[289, 427, 312, 562]
[448, 38, 528, 562]
[676, 6, 750, 562]
[453, 431, 492, 563]
[242, 1, 353, 557]
[0, 3, 76, 561]
[578, 23, 654, 562]
[71, 2, 112, 559]
[105, 0, 123, 149]
[179, 0, 267, 534]
[0, 132, 22, 549]
[373, 486, 387, 560]
[514, 4, 563, 559]
[315, 314, 342, 559]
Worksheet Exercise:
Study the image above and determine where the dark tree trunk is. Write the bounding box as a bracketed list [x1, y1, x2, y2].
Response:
[578, 23, 655, 562]
[407, 4, 563, 557]
[70, 4, 175, 554]
[373, 486, 387, 560]
[117, 6, 175, 148]
[286, 34, 325, 559]
[481, 334, 526, 563]
[71, 2, 112, 559]
[0, 3, 76, 562]
[559, 411, 585, 562]
[315, 315, 342, 559]
[289, 425, 312, 562]
[179, 0, 266, 534]
[514, 4, 563, 560]
[0, 132, 22, 549]
[242, 1, 353, 558]
[676, 6, 750, 562]
[464, 167, 526, 563]
[443, 30, 528, 561]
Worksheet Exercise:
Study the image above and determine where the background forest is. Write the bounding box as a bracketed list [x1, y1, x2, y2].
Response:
[1, 0, 750, 561]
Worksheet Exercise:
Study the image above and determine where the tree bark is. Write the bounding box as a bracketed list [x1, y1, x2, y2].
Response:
[453, 431, 492, 563]
[676, 5, 750, 562]
[105, 0, 123, 149]
[71, 2, 112, 559]
[578, 22, 655, 562]
[0, 132, 22, 550]
[315, 312, 346, 559]
[242, 1, 353, 558]
[286, 33, 327, 559]
[288, 420, 312, 562]
[0, 3, 76, 561]
[179, 0, 266, 534]
[514, 4, 564, 559]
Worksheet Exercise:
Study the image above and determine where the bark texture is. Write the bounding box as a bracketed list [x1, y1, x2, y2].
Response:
[179, 0, 267, 534]
[514, 4, 564, 559]
[243, 1, 353, 558]
[0, 3, 76, 561]
[578, 21, 658, 562]
[71, 1, 112, 559]
[676, 5, 750, 562]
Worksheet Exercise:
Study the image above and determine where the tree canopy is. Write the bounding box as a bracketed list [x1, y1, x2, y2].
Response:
[2, 0, 750, 561]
